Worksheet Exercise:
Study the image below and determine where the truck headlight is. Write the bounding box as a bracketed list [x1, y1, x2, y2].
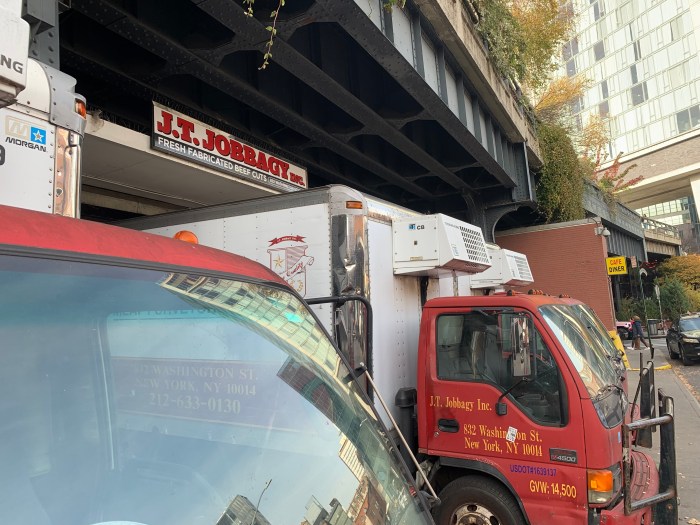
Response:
[587, 465, 621, 505]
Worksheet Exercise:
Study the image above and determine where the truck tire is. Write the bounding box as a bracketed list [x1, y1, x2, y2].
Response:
[433, 476, 525, 525]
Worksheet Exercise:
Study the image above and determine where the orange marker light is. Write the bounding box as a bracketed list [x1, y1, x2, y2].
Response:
[587, 470, 613, 491]
[587, 469, 616, 504]
[75, 99, 87, 119]
[346, 201, 363, 209]
[174, 230, 199, 244]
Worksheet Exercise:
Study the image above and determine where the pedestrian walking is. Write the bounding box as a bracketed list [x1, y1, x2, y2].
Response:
[631, 315, 648, 350]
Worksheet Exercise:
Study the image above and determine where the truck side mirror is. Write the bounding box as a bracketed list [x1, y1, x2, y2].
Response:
[511, 316, 532, 377]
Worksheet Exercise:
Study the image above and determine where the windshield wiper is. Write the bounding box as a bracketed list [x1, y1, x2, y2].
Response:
[594, 383, 625, 401]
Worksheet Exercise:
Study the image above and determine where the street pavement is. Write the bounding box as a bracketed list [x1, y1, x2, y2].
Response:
[623, 336, 700, 524]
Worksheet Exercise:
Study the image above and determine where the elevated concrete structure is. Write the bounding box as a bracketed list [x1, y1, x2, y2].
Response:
[35, 0, 544, 232]
[616, 131, 700, 211]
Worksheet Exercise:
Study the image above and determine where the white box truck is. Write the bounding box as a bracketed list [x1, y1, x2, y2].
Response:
[120, 185, 502, 416]
[0, 0, 86, 217]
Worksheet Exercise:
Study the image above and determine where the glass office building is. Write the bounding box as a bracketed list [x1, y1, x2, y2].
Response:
[563, 0, 700, 250]
[564, 0, 700, 153]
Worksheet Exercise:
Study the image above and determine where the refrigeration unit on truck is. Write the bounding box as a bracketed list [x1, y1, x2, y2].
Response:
[122, 184, 678, 525]
[0, 203, 434, 525]
[0, 0, 86, 217]
[470, 245, 534, 292]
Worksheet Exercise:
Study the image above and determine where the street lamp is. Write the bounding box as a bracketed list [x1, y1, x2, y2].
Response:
[594, 225, 611, 237]
[250, 479, 272, 525]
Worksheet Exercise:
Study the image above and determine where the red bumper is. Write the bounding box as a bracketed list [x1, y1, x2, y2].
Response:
[600, 450, 658, 524]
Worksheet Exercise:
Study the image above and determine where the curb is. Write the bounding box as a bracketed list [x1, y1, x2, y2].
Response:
[627, 364, 672, 371]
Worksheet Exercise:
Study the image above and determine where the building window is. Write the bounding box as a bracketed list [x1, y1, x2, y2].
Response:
[617, 2, 633, 27]
[633, 40, 642, 61]
[601, 80, 609, 99]
[669, 62, 687, 89]
[571, 97, 583, 114]
[599, 101, 610, 116]
[631, 82, 648, 105]
[566, 59, 577, 76]
[677, 110, 691, 133]
[630, 64, 638, 84]
[593, 0, 606, 20]
[670, 16, 683, 41]
[692, 106, 700, 127]
[594, 40, 605, 61]
[596, 20, 608, 40]
[562, 38, 579, 61]
[676, 105, 700, 133]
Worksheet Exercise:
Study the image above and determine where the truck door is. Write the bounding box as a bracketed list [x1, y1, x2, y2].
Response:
[424, 308, 587, 518]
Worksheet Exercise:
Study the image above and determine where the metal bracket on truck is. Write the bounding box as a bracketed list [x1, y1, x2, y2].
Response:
[357, 361, 441, 509]
[623, 360, 678, 522]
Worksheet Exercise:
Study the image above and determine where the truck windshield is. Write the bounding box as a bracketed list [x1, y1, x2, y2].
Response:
[568, 304, 624, 368]
[0, 254, 428, 525]
[539, 304, 625, 427]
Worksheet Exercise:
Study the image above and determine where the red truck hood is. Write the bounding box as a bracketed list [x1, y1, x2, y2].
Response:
[0, 205, 285, 284]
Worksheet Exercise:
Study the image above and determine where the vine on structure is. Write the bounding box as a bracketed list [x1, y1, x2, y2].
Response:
[242, 0, 405, 70]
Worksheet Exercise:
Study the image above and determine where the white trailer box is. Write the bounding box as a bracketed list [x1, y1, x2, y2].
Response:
[0, 51, 85, 216]
[119, 185, 491, 421]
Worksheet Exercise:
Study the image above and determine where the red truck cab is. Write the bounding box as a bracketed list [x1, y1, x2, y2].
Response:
[414, 292, 676, 525]
[0, 205, 433, 525]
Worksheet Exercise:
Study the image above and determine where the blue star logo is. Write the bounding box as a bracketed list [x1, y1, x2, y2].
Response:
[30, 127, 46, 145]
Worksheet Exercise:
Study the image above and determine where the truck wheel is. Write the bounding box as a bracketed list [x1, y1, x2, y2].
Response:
[433, 476, 525, 525]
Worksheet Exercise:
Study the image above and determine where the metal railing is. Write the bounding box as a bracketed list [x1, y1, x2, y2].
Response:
[642, 217, 681, 240]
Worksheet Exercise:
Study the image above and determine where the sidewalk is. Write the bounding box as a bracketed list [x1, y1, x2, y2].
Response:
[624, 337, 700, 524]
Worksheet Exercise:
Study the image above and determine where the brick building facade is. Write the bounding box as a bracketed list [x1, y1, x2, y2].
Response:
[496, 220, 615, 330]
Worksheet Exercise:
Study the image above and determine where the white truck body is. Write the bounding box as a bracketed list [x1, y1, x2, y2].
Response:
[120, 185, 532, 424]
[0, 0, 85, 216]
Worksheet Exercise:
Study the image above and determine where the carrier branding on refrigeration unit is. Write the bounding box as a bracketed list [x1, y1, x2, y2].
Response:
[152, 102, 307, 192]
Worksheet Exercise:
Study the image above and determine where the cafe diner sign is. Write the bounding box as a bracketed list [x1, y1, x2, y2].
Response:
[152, 102, 307, 192]
[606, 256, 627, 275]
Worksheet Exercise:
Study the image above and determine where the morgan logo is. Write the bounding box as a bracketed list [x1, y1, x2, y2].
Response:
[3, 116, 47, 152]
[268, 235, 315, 296]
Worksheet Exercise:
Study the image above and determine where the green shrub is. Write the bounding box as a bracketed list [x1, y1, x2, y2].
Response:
[660, 278, 692, 323]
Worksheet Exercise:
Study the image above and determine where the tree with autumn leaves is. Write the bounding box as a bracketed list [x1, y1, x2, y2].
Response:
[656, 255, 700, 319]
[473, 0, 644, 220]
[659, 255, 700, 291]
[578, 115, 643, 198]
